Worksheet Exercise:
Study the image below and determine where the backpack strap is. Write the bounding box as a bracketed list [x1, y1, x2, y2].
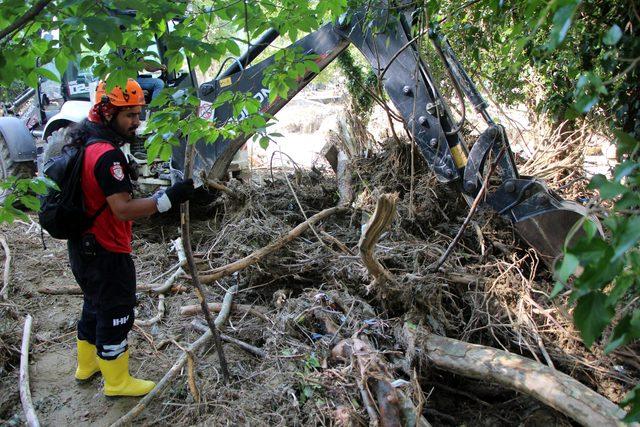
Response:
[83, 136, 120, 222]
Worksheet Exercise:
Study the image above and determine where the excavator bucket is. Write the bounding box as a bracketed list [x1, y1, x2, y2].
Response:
[485, 176, 601, 267]
[514, 204, 591, 265]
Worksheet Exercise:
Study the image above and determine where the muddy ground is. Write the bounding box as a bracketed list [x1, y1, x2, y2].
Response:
[0, 106, 638, 426]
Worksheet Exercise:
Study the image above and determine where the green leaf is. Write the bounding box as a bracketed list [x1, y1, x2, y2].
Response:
[19, 195, 40, 211]
[302, 385, 314, 399]
[582, 219, 599, 240]
[603, 24, 623, 46]
[606, 274, 636, 307]
[613, 130, 639, 157]
[36, 67, 59, 83]
[159, 143, 173, 161]
[574, 292, 614, 348]
[614, 160, 639, 182]
[621, 385, 640, 423]
[259, 136, 270, 149]
[589, 174, 627, 199]
[79, 55, 95, 70]
[610, 217, 640, 260]
[615, 192, 640, 210]
[28, 178, 49, 195]
[546, 2, 579, 51]
[554, 253, 579, 283]
[604, 310, 640, 353]
[225, 39, 241, 56]
[55, 54, 70, 77]
[307, 354, 321, 368]
[550, 281, 565, 299]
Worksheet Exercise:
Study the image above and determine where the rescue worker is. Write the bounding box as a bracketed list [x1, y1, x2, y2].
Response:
[68, 78, 194, 397]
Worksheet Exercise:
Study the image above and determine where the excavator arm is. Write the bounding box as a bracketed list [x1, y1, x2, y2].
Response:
[176, 2, 594, 265]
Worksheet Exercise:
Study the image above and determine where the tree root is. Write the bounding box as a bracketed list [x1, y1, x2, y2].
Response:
[358, 193, 398, 293]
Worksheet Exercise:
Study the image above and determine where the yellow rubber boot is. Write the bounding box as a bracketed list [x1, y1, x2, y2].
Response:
[97, 350, 155, 397]
[75, 339, 101, 381]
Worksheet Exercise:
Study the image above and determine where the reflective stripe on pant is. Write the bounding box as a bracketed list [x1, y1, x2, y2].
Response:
[69, 238, 136, 360]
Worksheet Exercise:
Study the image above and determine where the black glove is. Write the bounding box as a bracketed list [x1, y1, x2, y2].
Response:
[155, 179, 195, 212]
[166, 179, 195, 205]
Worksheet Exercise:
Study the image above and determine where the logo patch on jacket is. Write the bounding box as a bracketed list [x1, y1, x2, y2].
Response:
[110, 162, 125, 181]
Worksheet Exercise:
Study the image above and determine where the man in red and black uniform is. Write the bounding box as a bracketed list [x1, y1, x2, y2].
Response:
[68, 79, 194, 397]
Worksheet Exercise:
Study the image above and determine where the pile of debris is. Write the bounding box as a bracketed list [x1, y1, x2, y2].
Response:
[0, 124, 637, 426]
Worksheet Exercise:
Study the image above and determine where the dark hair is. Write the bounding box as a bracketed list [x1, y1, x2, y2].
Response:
[65, 117, 128, 149]
[65, 119, 92, 148]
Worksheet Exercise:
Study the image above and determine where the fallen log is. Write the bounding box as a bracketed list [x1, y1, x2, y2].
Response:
[20, 315, 40, 427]
[111, 284, 237, 427]
[401, 324, 631, 427]
[199, 205, 349, 284]
[358, 193, 398, 292]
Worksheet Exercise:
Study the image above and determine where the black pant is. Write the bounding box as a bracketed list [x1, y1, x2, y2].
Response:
[68, 237, 136, 360]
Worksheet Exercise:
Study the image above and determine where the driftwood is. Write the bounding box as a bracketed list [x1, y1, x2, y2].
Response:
[182, 142, 230, 383]
[135, 294, 165, 327]
[358, 193, 398, 292]
[20, 315, 40, 427]
[180, 302, 270, 323]
[199, 205, 348, 284]
[337, 149, 353, 205]
[400, 324, 630, 427]
[0, 235, 11, 300]
[111, 284, 237, 427]
[152, 237, 187, 294]
[333, 337, 430, 427]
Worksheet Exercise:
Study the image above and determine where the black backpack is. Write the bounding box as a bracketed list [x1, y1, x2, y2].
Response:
[38, 137, 108, 240]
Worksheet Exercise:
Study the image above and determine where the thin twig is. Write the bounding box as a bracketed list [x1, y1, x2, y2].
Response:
[182, 143, 230, 383]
